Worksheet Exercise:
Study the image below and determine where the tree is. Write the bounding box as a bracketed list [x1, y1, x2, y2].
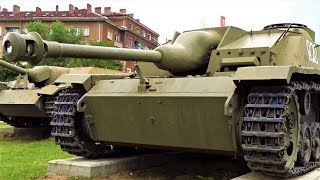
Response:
[50, 21, 83, 44]
[37, 21, 84, 67]
[67, 40, 122, 70]
[25, 20, 50, 40]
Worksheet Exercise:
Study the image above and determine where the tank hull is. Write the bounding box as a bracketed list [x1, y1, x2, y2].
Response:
[0, 89, 46, 117]
[79, 76, 238, 153]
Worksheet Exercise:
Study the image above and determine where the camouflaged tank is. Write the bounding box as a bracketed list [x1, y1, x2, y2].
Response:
[3, 23, 320, 177]
[0, 32, 129, 127]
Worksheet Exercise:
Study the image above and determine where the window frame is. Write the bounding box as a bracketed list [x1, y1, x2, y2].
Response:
[136, 27, 140, 34]
[128, 23, 133, 30]
[6, 27, 19, 33]
[82, 26, 90, 36]
[107, 30, 113, 40]
[115, 33, 120, 42]
[74, 27, 81, 35]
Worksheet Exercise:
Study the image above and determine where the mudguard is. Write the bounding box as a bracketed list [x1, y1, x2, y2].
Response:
[233, 66, 320, 84]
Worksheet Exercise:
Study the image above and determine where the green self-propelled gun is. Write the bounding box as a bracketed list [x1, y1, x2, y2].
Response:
[3, 23, 320, 177]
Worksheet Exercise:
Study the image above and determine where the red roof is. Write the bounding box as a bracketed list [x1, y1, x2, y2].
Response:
[0, 9, 102, 19]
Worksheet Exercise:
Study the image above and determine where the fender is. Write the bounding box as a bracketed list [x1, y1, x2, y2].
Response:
[38, 84, 71, 95]
[233, 66, 320, 85]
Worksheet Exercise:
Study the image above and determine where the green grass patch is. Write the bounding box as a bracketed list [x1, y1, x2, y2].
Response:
[0, 123, 11, 128]
[0, 138, 75, 180]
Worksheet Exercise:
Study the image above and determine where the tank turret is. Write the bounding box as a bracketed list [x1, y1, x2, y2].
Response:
[2, 30, 226, 75]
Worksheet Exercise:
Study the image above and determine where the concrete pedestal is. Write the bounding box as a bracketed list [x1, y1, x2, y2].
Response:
[48, 153, 176, 178]
[232, 169, 320, 180]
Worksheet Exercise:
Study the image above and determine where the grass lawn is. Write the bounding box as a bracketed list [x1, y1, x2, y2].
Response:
[0, 123, 11, 128]
[0, 138, 75, 180]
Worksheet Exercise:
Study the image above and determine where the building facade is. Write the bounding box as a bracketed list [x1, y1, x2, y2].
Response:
[0, 4, 159, 71]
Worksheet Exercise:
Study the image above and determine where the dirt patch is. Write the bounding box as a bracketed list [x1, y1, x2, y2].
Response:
[38, 175, 68, 180]
[0, 128, 14, 139]
[107, 154, 249, 180]
[0, 127, 50, 141]
[0, 131, 14, 139]
[41, 153, 250, 180]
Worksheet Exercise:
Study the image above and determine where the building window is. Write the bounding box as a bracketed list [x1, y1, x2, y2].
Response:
[6, 27, 19, 33]
[82, 27, 89, 36]
[147, 34, 151, 40]
[115, 34, 120, 42]
[68, 27, 81, 35]
[135, 41, 141, 49]
[107, 30, 113, 40]
[128, 37, 132, 47]
[142, 31, 146, 37]
[136, 27, 140, 34]
[75, 27, 81, 35]
[128, 23, 133, 30]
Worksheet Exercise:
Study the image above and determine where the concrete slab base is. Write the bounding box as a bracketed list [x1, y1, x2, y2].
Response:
[48, 153, 177, 177]
[233, 169, 320, 180]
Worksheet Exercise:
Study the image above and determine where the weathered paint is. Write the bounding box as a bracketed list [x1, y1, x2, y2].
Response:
[234, 66, 320, 83]
[0, 89, 46, 117]
[38, 84, 71, 95]
[79, 77, 237, 152]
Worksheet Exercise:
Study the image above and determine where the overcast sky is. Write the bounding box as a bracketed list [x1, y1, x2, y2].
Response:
[1, 0, 320, 44]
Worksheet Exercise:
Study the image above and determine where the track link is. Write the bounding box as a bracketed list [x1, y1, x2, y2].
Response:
[241, 82, 320, 177]
[49, 87, 111, 158]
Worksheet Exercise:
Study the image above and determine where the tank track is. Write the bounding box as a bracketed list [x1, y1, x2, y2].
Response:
[241, 81, 320, 177]
[45, 96, 57, 118]
[49, 87, 111, 158]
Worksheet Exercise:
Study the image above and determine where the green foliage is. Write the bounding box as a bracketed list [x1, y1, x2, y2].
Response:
[66, 40, 122, 70]
[89, 40, 114, 47]
[0, 66, 18, 81]
[50, 21, 83, 44]
[25, 20, 50, 40]
[67, 58, 122, 70]
[0, 57, 29, 81]
[38, 57, 68, 67]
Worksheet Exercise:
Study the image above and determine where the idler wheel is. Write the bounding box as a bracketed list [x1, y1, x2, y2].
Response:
[298, 90, 311, 115]
[297, 122, 312, 165]
[282, 93, 300, 171]
[311, 123, 320, 161]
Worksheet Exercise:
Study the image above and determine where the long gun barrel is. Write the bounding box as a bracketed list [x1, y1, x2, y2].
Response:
[0, 60, 52, 83]
[0, 60, 28, 75]
[2, 30, 225, 75]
